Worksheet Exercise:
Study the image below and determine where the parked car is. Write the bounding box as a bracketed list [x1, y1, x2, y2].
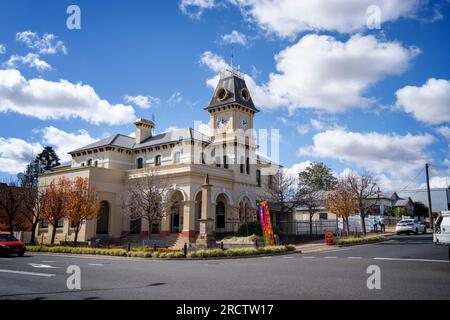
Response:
[433, 212, 450, 261]
[395, 219, 426, 235]
[0, 232, 26, 256]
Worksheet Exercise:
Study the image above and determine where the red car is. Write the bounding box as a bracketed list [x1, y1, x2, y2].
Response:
[0, 232, 26, 256]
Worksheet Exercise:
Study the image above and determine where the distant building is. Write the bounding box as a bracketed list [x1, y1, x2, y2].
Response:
[398, 188, 450, 213]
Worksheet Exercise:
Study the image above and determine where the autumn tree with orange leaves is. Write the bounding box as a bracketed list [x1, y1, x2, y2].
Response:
[41, 178, 72, 244]
[326, 178, 358, 237]
[66, 177, 100, 246]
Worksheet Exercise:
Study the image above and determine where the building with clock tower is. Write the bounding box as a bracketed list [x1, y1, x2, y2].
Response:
[36, 68, 279, 248]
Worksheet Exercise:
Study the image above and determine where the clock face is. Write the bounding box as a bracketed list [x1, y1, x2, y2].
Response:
[216, 116, 228, 129]
[240, 118, 249, 130]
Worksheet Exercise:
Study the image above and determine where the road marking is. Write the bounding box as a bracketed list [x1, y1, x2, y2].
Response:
[28, 263, 58, 269]
[262, 256, 272, 259]
[0, 258, 12, 261]
[374, 257, 449, 263]
[324, 256, 337, 259]
[348, 257, 362, 259]
[40, 261, 55, 263]
[283, 256, 294, 259]
[303, 256, 315, 259]
[0, 269, 56, 277]
[88, 263, 104, 266]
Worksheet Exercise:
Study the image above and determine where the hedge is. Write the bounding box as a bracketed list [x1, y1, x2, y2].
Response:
[187, 245, 296, 258]
[333, 234, 386, 246]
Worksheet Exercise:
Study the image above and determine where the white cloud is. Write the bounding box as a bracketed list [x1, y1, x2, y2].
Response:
[297, 118, 343, 135]
[228, 0, 421, 37]
[436, 126, 450, 140]
[0, 44, 6, 55]
[16, 31, 67, 55]
[180, 0, 215, 19]
[222, 30, 248, 46]
[201, 34, 417, 113]
[0, 137, 43, 174]
[298, 129, 434, 180]
[124, 94, 160, 109]
[428, 176, 450, 188]
[4, 53, 52, 71]
[167, 92, 183, 106]
[40, 126, 96, 163]
[0, 69, 136, 125]
[283, 160, 312, 179]
[395, 78, 450, 125]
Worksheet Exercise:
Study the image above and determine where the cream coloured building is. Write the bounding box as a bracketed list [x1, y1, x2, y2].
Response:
[36, 69, 278, 247]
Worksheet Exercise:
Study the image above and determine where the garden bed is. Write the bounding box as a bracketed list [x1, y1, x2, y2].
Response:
[333, 234, 387, 246]
[26, 244, 297, 259]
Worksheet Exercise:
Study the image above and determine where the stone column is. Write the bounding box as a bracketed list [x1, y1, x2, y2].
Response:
[181, 200, 196, 241]
[160, 208, 171, 237]
[197, 174, 216, 248]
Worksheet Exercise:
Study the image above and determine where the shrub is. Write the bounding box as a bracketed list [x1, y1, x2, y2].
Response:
[237, 221, 262, 236]
[334, 234, 385, 246]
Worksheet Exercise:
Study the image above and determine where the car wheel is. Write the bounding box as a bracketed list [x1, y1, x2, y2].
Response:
[18, 252, 25, 257]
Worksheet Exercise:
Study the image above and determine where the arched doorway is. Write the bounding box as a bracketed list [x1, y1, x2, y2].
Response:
[96, 201, 110, 234]
[169, 190, 184, 233]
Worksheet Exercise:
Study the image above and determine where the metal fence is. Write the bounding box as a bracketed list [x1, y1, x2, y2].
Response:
[278, 220, 338, 236]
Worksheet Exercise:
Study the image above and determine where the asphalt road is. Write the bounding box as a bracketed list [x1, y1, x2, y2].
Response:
[0, 234, 449, 300]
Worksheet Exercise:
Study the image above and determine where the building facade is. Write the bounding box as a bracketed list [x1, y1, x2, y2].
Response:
[36, 69, 278, 246]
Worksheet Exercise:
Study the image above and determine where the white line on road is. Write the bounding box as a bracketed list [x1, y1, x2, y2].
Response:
[0, 269, 56, 277]
[303, 256, 315, 259]
[283, 256, 294, 259]
[28, 263, 58, 269]
[324, 256, 337, 259]
[262, 256, 272, 259]
[348, 257, 362, 259]
[88, 263, 104, 266]
[374, 257, 449, 263]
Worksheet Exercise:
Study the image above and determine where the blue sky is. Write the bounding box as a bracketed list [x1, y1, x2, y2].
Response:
[0, 0, 449, 191]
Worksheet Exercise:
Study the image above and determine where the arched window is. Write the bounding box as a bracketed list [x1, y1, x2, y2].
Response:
[216, 201, 225, 229]
[174, 152, 181, 164]
[155, 155, 162, 166]
[136, 158, 144, 169]
[87, 159, 92, 166]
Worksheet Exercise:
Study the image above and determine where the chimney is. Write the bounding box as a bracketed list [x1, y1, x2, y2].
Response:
[134, 118, 155, 144]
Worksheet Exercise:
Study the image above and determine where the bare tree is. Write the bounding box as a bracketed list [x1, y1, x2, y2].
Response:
[260, 170, 301, 228]
[22, 188, 45, 245]
[122, 168, 171, 240]
[0, 180, 26, 235]
[346, 172, 380, 235]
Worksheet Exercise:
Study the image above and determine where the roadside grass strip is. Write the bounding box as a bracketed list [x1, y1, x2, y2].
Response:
[333, 234, 387, 246]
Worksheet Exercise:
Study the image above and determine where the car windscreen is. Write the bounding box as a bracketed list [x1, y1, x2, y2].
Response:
[0, 234, 18, 242]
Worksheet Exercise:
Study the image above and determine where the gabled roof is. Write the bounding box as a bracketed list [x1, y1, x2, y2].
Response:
[205, 71, 259, 113]
[69, 128, 210, 154]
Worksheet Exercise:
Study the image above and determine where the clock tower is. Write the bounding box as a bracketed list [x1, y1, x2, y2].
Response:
[205, 69, 259, 137]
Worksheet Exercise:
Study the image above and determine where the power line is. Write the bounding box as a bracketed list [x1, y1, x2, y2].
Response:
[397, 168, 425, 193]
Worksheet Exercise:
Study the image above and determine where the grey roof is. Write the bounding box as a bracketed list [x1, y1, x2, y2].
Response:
[394, 198, 412, 207]
[69, 128, 211, 154]
[206, 72, 259, 112]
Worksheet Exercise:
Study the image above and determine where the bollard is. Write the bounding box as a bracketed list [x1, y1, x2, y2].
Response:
[153, 242, 157, 251]
[220, 241, 224, 250]
[254, 239, 258, 248]
[127, 242, 131, 252]
[183, 242, 188, 257]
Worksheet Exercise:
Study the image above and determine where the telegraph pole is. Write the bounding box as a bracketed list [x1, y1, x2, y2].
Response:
[425, 163, 434, 229]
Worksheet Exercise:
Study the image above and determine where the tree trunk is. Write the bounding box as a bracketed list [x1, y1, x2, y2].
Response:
[74, 228, 79, 247]
[148, 218, 152, 240]
[30, 221, 38, 245]
[345, 217, 350, 237]
[360, 210, 367, 235]
[8, 213, 14, 235]
[50, 225, 57, 245]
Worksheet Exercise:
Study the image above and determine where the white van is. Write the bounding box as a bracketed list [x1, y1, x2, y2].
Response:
[433, 211, 450, 261]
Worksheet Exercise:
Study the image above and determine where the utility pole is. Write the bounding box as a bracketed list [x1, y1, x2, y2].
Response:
[425, 163, 434, 229]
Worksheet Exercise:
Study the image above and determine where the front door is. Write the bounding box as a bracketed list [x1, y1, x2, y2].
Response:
[171, 203, 181, 233]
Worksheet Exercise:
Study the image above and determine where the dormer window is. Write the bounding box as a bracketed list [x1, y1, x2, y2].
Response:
[136, 158, 144, 169]
[155, 155, 162, 166]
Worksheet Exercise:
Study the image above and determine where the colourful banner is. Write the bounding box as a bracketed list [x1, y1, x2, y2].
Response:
[257, 201, 275, 246]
